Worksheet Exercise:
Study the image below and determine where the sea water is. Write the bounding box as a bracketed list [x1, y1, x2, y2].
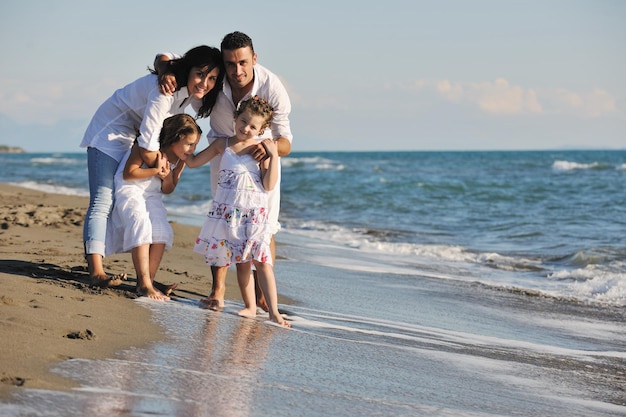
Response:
[0, 150, 625, 416]
[3, 150, 625, 306]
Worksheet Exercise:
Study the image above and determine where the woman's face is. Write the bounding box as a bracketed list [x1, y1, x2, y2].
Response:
[187, 65, 220, 100]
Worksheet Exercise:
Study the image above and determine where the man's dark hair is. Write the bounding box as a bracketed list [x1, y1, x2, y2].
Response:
[221, 31, 254, 53]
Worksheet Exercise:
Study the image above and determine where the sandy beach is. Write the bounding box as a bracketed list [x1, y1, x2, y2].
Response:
[0, 182, 256, 398]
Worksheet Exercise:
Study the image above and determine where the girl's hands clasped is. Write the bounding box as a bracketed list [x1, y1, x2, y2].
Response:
[155, 152, 171, 180]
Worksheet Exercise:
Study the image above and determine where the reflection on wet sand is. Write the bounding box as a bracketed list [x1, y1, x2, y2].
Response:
[191, 316, 274, 417]
[47, 302, 277, 416]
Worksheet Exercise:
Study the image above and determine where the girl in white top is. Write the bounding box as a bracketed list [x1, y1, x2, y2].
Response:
[185, 97, 290, 327]
[80, 46, 224, 288]
[107, 114, 202, 300]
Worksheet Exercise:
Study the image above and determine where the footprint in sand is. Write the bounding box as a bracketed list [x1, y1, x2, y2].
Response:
[65, 329, 96, 340]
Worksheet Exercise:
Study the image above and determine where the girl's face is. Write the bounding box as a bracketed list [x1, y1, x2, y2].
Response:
[171, 133, 200, 161]
[187, 65, 220, 100]
[234, 109, 267, 141]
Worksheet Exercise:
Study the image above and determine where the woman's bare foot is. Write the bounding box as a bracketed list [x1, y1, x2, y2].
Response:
[270, 314, 291, 328]
[136, 286, 169, 301]
[89, 273, 127, 289]
[237, 307, 257, 318]
[199, 297, 224, 310]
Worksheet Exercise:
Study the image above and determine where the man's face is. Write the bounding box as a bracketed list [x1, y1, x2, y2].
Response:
[222, 46, 257, 89]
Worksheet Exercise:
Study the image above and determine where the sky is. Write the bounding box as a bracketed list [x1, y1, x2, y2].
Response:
[0, 0, 624, 153]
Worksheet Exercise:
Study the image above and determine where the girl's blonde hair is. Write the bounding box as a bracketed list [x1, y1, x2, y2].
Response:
[235, 95, 274, 134]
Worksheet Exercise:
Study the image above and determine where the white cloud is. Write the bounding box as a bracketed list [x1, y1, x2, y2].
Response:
[550, 88, 584, 108]
[436, 80, 464, 102]
[415, 78, 617, 118]
[466, 78, 542, 114]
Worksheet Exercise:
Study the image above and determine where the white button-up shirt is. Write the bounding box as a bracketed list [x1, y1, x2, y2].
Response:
[81, 74, 192, 162]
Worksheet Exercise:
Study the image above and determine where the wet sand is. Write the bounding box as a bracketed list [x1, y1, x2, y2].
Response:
[0, 182, 272, 398]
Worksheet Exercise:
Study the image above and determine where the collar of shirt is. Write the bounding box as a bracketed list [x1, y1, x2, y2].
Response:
[221, 66, 260, 107]
[173, 86, 190, 108]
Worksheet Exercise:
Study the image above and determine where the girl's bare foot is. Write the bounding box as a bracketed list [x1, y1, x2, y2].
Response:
[256, 294, 269, 313]
[254, 278, 269, 312]
[199, 295, 224, 311]
[89, 273, 127, 288]
[270, 314, 291, 328]
[136, 286, 169, 301]
[237, 307, 257, 318]
[210, 285, 225, 309]
[154, 282, 178, 296]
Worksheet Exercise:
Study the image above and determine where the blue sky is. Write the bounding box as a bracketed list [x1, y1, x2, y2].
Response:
[1, 0, 624, 152]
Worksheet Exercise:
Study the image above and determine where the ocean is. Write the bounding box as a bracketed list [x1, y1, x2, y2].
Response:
[1, 150, 625, 416]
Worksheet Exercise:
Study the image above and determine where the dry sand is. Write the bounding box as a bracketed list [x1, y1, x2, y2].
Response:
[0, 182, 266, 399]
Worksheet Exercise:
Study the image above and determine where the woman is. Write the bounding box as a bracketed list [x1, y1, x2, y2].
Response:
[80, 45, 224, 288]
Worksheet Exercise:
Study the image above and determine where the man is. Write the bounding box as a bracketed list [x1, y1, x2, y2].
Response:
[157, 31, 293, 309]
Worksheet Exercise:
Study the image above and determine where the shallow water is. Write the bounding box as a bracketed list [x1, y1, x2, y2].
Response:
[2, 259, 625, 416]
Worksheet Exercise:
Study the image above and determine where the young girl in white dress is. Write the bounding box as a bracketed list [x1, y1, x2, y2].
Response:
[186, 97, 290, 327]
[106, 114, 202, 300]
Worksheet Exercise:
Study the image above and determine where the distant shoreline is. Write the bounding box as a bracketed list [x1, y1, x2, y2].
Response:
[0, 145, 25, 153]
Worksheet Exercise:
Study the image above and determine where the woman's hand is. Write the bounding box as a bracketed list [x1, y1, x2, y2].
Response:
[158, 73, 177, 95]
[155, 56, 178, 95]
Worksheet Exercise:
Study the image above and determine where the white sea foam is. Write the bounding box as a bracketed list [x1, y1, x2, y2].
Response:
[285, 305, 626, 361]
[530, 314, 626, 341]
[549, 267, 626, 306]
[30, 156, 83, 165]
[279, 222, 626, 306]
[10, 181, 89, 197]
[552, 160, 599, 171]
[166, 199, 213, 218]
[283, 219, 535, 267]
[281, 155, 344, 170]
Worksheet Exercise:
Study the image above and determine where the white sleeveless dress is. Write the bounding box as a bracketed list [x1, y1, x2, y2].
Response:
[105, 149, 174, 255]
[194, 143, 272, 266]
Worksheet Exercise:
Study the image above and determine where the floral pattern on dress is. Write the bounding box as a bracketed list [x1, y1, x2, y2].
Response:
[194, 146, 272, 266]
